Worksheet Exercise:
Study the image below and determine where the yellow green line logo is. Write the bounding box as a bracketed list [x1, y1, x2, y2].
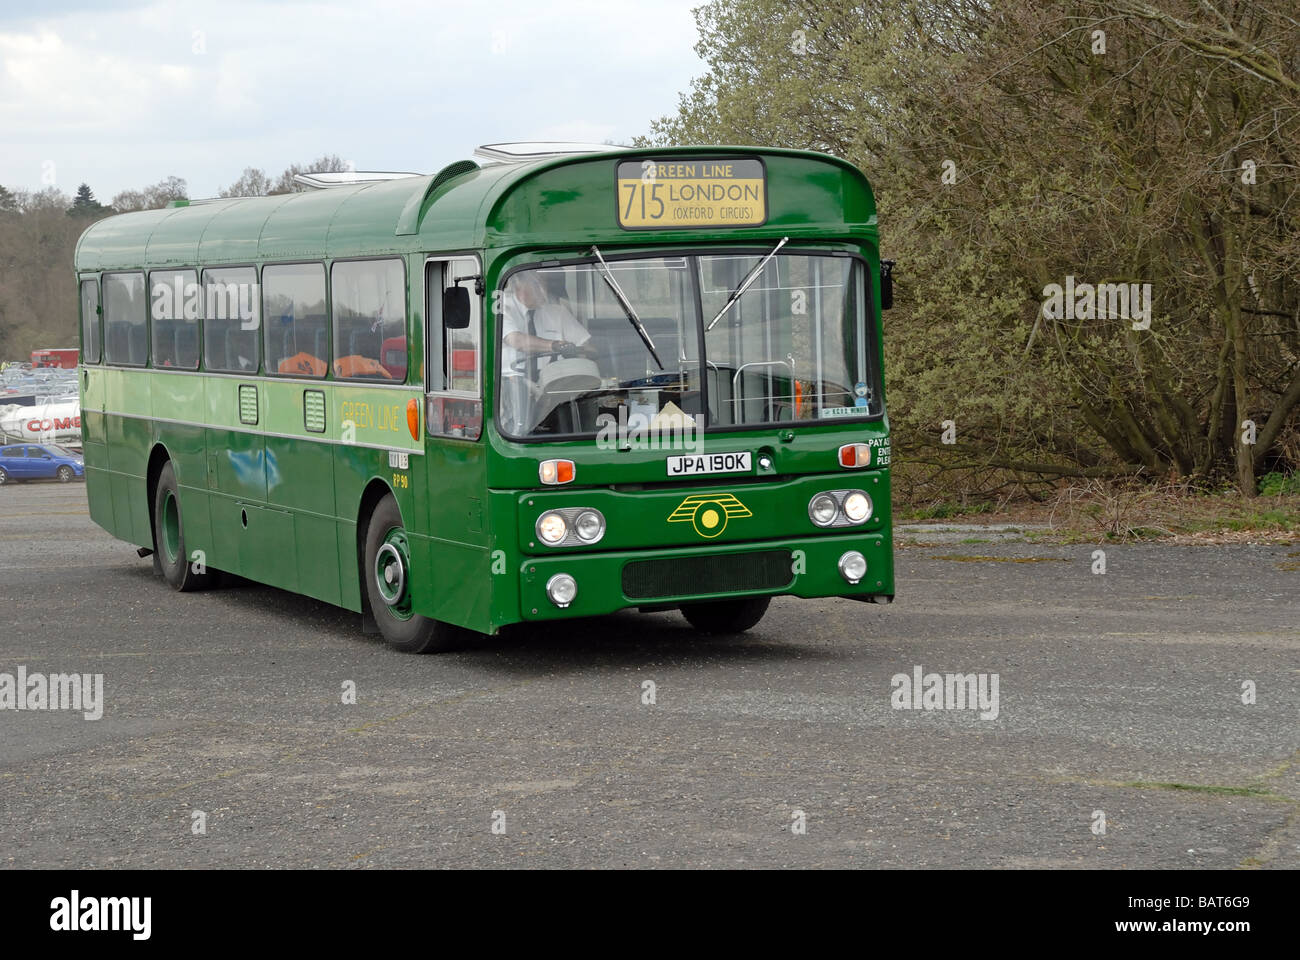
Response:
[667, 493, 751, 539]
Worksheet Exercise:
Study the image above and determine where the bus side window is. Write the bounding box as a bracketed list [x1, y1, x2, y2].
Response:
[424, 257, 482, 440]
[261, 263, 324, 377]
[149, 269, 199, 369]
[80, 278, 101, 364]
[425, 261, 445, 391]
[102, 272, 147, 366]
[331, 258, 405, 381]
[444, 258, 480, 395]
[203, 266, 260, 373]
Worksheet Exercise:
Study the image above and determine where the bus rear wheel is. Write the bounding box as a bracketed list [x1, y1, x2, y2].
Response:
[152, 461, 215, 591]
[363, 494, 462, 654]
[679, 596, 770, 634]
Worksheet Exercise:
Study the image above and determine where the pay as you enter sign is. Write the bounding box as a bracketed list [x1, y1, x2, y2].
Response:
[617, 158, 766, 229]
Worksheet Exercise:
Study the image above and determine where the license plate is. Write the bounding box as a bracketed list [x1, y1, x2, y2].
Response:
[666, 451, 752, 477]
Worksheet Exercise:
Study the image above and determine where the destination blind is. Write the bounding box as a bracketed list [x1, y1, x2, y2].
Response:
[616, 158, 766, 228]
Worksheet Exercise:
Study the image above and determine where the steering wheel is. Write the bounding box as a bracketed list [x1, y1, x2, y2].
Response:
[510, 341, 582, 375]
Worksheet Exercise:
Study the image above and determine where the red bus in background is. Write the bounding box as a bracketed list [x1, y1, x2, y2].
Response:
[376, 337, 476, 385]
[380, 336, 406, 380]
[31, 348, 79, 369]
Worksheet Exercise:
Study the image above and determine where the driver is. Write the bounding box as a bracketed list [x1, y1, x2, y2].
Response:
[500, 272, 596, 435]
[501, 272, 596, 378]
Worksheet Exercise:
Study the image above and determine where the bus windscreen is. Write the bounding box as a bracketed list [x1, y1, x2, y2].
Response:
[497, 252, 876, 439]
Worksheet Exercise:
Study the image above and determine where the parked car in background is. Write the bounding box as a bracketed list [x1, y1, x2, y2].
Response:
[0, 443, 85, 484]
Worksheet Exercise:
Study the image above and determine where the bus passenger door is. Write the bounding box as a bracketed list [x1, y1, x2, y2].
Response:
[417, 256, 489, 630]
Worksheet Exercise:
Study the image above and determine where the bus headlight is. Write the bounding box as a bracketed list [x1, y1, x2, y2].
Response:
[808, 489, 872, 528]
[546, 573, 577, 608]
[842, 491, 872, 522]
[809, 493, 839, 527]
[537, 512, 567, 544]
[534, 507, 605, 547]
[574, 509, 605, 543]
[838, 551, 867, 584]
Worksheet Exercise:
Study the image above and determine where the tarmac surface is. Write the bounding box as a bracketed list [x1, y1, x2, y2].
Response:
[1, 481, 1296, 868]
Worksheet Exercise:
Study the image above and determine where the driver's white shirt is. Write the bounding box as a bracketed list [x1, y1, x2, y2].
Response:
[501, 296, 591, 377]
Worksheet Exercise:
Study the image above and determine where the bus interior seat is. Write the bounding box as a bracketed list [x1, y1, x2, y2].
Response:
[106, 324, 129, 363]
[174, 325, 198, 368]
[731, 366, 792, 424]
[128, 324, 147, 365]
[349, 328, 380, 363]
[222, 326, 254, 372]
[585, 316, 682, 383]
[152, 321, 173, 366]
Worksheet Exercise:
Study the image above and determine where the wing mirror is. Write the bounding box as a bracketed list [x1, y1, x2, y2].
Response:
[442, 286, 471, 330]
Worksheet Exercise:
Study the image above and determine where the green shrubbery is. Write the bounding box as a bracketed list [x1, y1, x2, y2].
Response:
[1258, 472, 1300, 497]
[642, 0, 1300, 498]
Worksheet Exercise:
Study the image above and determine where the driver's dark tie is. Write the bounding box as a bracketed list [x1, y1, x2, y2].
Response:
[526, 308, 538, 380]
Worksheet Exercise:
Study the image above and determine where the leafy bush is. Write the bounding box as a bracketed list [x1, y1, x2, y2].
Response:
[1258, 472, 1300, 497]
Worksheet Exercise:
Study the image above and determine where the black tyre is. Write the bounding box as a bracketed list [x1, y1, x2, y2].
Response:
[363, 494, 462, 653]
[680, 596, 771, 634]
[152, 461, 215, 591]
[0, 467, 8, 485]
[56, 465, 73, 483]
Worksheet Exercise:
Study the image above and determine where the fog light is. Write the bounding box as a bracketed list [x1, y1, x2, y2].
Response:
[574, 509, 605, 543]
[838, 551, 867, 584]
[537, 511, 567, 544]
[809, 493, 838, 527]
[843, 491, 872, 522]
[546, 573, 577, 608]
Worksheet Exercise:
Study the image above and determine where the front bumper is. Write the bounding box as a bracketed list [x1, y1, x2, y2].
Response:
[517, 532, 892, 620]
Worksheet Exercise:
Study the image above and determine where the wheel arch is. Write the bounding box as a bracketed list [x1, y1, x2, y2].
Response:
[354, 477, 400, 613]
[145, 442, 173, 545]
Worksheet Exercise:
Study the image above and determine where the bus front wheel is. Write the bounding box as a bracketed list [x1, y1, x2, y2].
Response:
[363, 494, 462, 654]
[152, 461, 215, 591]
[679, 596, 770, 634]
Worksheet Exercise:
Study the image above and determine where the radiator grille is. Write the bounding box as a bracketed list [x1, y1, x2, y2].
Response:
[622, 550, 793, 600]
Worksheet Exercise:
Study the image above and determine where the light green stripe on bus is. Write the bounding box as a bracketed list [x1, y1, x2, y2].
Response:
[83, 366, 425, 454]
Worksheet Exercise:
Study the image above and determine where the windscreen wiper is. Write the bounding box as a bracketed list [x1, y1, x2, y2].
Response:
[590, 245, 663, 371]
[706, 236, 789, 331]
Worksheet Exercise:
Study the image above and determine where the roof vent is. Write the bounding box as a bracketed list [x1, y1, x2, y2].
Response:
[292, 170, 421, 190]
[428, 159, 479, 193]
[472, 142, 627, 165]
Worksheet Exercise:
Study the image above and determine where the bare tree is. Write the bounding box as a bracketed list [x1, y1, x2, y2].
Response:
[218, 167, 275, 198]
[645, 0, 1300, 494]
[112, 175, 188, 212]
[270, 154, 353, 194]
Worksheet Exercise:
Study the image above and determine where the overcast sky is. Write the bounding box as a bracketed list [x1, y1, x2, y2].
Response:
[0, 0, 705, 200]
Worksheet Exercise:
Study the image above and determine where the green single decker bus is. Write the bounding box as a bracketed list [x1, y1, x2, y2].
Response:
[75, 143, 894, 653]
